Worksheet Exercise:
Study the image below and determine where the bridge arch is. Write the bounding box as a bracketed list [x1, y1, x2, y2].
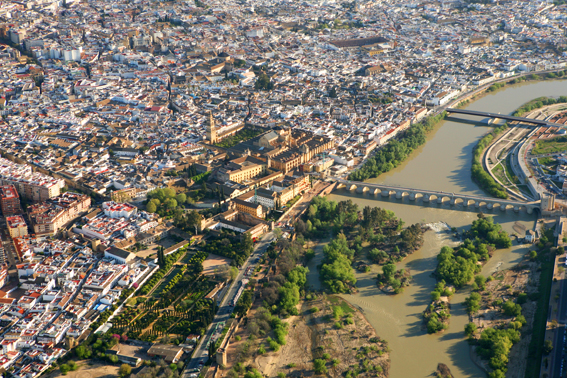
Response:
[333, 179, 540, 216]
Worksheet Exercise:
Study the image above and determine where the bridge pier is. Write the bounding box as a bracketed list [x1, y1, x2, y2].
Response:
[333, 179, 540, 216]
[527, 207, 533, 215]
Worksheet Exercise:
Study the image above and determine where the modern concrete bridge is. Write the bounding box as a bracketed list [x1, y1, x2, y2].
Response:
[446, 108, 565, 128]
[334, 179, 541, 214]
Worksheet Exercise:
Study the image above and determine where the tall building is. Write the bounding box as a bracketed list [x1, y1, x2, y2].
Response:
[206, 111, 217, 144]
[0, 185, 21, 216]
[0, 158, 64, 202]
[27, 192, 91, 236]
[6, 215, 28, 238]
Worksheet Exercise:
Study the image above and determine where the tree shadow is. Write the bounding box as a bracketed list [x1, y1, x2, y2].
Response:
[402, 316, 425, 338]
[444, 336, 486, 377]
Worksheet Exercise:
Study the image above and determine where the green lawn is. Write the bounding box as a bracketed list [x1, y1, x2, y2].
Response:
[504, 156, 519, 184]
[538, 156, 557, 166]
[214, 128, 264, 149]
[329, 296, 355, 314]
[517, 185, 533, 198]
[532, 135, 567, 155]
[492, 163, 508, 184]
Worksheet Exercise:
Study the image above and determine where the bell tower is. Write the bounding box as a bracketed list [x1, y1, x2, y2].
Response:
[206, 111, 217, 144]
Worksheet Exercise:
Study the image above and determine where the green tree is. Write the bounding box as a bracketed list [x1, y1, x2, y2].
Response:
[146, 201, 157, 213]
[368, 248, 388, 263]
[314, 359, 328, 375]
[465, 292, 481, 314]
[119, 364, 132, 377]
[502, 300, 522, 317]
[164, 198, 177, 210]
[243, 369, 263, 378]
[475, 275, 487, 291]
[465, 322, 477, 337]
[230, 266, 239, 280]
[543, 339, 553, 355]
[431, 291, 441, 301]
[175, 193, 187, 204]
[382, 263, 396, 279]
[75, 344, 91, 359]
[60, 364, 70, 375]
[306, 219, 313, 232]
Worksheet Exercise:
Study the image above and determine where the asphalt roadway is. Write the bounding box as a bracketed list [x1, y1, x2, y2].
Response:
[551, 271, 567, 378]
[183, 231, 275, 376]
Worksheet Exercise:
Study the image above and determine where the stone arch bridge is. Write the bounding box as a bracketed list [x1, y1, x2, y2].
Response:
[334, 179, 540, 215]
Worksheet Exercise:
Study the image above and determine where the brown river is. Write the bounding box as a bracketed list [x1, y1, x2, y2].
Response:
[307, 79, 567, 378]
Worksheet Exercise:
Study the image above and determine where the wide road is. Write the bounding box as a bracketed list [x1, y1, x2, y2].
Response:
[551, 270, 567, 378]
[183, 231, 275, 375]
[551, 324, 566, 378]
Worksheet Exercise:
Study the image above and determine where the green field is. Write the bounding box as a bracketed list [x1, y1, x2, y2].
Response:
[532, 135, 567, 155]
[504, 156, 519, 184]
[517, 184, 533, 198]
[492, 162, 507, 184]
[538, 156, 557, 166]
[214, 127, 264, 149]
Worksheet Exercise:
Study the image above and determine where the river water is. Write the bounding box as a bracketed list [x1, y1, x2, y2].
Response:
[315, 79, 567, 378]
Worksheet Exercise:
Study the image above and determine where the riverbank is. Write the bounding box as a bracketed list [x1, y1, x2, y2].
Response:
[451, 70, 567, 111]
[477, 96, 567, 203]
[466, 256, 539, 378]
[351, 70, 567, 184]
[322, 79, 567, 378]
[224, 294, 391, 378]
[472, 124, 510, 199]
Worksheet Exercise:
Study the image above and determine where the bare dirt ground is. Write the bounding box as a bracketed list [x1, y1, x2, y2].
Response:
[136, 237, 179, 259]
[470, 259, 539, 378]
[115, 343, 150, 360]
[222, 295, 389, 378]
[43, 361, 119, 378]
[202, 254, 232, 276]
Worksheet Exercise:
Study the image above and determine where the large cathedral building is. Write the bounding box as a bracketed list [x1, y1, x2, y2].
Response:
[228, 127, 334, 173]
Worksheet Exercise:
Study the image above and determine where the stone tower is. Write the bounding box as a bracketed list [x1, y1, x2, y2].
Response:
[206, 111, 217, 144]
